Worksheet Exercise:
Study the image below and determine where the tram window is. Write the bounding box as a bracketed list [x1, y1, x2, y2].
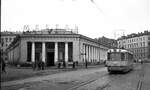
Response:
[111, 53, 121, 61]
[121, 53, 125, 61]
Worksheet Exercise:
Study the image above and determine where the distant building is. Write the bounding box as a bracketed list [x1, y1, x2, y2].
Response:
[0, 31, 22, 61]
[117, 30, 150, 61]
[6, 29, 108, 66]
[96, 36, 118, 49]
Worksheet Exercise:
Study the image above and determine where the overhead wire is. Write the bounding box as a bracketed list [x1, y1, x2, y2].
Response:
[90, 0, 105, 15]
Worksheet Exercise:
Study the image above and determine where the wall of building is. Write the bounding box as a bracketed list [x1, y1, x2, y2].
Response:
[20, 39, 27, 63]
[117, 35, 150, 61]
[1, 35, 16, 61]
[79, 36, 108, 64]
[73, 39, 80, 62]
[19, 35, 80, 63]
[7, 42, 20, 64]
[99, 47, 108, 61]
[6, 34, 109, 66]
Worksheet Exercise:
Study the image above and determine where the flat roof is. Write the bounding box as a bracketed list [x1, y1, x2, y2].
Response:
[108, 49, 133, 54]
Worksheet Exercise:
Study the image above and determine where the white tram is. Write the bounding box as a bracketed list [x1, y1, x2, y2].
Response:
[106, 49, 134, 73]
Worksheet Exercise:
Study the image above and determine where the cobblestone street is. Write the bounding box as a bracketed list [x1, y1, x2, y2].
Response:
[1, 63, 150, 90]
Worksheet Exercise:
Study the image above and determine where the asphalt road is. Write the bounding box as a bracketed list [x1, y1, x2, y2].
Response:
[1, 63, 150, 90]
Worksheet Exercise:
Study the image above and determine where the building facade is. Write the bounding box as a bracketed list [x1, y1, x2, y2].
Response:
[117, 31, 150, 61]
[96, 36, 118, 49]
[0, 31, 22, 60]
[6, 29, 108, 66]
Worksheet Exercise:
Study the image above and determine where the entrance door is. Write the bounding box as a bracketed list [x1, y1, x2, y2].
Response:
[46, 52, 54, 66]
[35, 52, 40, 62]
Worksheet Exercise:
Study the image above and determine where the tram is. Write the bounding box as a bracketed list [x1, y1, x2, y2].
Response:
[106, 49, 134, 73]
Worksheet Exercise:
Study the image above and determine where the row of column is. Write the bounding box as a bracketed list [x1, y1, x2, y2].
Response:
[83, 44, 101, 62]
[31, 42, 69, 63]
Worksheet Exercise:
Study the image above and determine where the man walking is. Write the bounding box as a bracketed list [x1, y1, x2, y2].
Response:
[1, 57, 6, 73]
[85, 59, 88, 68]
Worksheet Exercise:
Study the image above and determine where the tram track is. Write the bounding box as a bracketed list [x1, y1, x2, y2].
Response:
[67, 71, 135, 90]
[67, 73, 109, 90]
[68, 64, 146, 90]
[137, 65, 145, 90]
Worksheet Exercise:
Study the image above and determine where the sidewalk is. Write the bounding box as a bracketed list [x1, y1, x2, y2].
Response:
[1, 64, 105, 83]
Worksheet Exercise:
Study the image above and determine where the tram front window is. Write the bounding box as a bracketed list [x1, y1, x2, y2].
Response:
[108, 53, 121, 61]
[121, 53, 125, 61]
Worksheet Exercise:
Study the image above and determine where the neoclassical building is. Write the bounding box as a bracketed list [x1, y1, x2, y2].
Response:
[117, 31, 150, 61]
[6, 29, 108, 66]
[0, 31, 22, 61]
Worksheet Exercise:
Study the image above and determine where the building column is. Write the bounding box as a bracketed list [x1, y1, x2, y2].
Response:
[65, 42, 68, 62]
[93, 47, 95, 61]
[92, 47, 93, 62]
[91, 46, 93, 62]
[84, 44, 86, 62]
[96, 47, 97, 62]
[54, 42, 58, 63]
[95, 47, 96, 62]
[82, 44, 85, 62]
[98, 48, 100, 61]
[86, 45, 89, 62]
[31, 42, 35, 62]
[89, 46, 91, 62]
[95, 47, 97, 62]
[42, 42, 46, 63]
[97, 48, 98, 62]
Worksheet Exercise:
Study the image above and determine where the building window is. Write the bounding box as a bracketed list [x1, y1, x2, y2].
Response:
[9, 38, 12, 41]
[6, 38, 8, 42]
[143, 37, 145, 41]
[27, 42, 32, 62]
[143, 42, 145, 47]
[1, 42, 4, 47]
[141, 42, 142, 47]
[148, 37, 150, 40]
[1, 38, 4, 42]
[148, 42, 150, 46]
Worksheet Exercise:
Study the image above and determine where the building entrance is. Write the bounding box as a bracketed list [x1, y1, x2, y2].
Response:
[46, 52, 54, 66]
[46, 42, 55, 66]
[35, 52, 41, 62]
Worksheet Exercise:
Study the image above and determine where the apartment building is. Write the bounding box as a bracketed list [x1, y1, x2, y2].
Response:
[117, 31, 150, 61]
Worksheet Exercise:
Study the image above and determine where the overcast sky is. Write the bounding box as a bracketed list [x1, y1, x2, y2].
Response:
[1, 0, 150, 39]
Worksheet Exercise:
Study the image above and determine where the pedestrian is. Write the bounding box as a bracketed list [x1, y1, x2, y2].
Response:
[41, 61, 45, 70]
[37, 60, 41, 70]
[85, 59, 88, 68]
[1, 57, 6, 73]
[76, 61, 78, 66]
[32, 61, 36, 70]
[58, 62, 61, 68]
[72, 62, 75, 69]
[63, 61, 66, 68]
